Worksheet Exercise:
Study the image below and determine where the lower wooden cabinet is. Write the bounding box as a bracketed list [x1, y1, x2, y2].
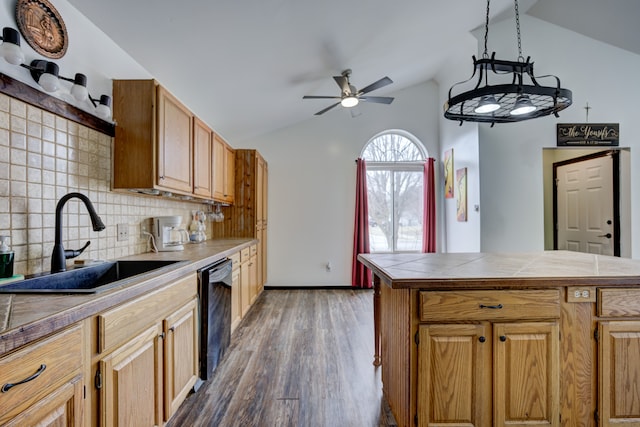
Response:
[93, 274, 198, 426]
[598, 320, 640, 426]
[99, 324, 163, 427]
[163, 298, 199, 420]
[417, 321, 559, 427]
[3, 374, 85, 427]
[0, 323, 84, 426]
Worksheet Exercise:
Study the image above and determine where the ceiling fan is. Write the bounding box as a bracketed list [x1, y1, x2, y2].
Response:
[303, 69, 394, 116]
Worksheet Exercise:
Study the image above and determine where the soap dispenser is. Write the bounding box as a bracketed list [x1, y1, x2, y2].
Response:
[0, 235, 14, 279]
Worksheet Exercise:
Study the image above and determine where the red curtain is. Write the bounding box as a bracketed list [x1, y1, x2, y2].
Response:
[422, 158, 436, 253]
[352, 158, 372, 288]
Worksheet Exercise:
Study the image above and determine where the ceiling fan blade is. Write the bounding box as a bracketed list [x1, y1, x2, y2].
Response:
[358, 76, 393, 95]
[315, 102, 341, 115]
[303, 95, 341, 100]
[333, 75, 349, 94]
[359, 96, 394, 104]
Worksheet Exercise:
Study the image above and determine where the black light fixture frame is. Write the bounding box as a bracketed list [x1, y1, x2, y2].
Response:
[444, 53, 572, 125]
[443, 0, 572, 125]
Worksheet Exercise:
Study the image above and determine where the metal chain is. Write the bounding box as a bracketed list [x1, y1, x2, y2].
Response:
[483, 0, 491, 58]
[514, 0, 524, 61]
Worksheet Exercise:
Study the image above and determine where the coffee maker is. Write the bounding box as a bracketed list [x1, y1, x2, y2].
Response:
[152, 216, 189, 251]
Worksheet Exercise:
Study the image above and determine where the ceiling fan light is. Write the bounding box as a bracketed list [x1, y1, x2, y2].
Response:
[510, 95, 536, 116]
[474, 95, 500, 113]
[341, 96, 359, 108]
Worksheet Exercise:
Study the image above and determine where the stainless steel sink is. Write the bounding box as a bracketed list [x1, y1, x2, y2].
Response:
[0, 260, 186, 294]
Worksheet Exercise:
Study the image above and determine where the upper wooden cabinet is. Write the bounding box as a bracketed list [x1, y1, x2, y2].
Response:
[213, 133, 235, 204]
[113, 80, 231, 203]
[193, 118, 213, 199]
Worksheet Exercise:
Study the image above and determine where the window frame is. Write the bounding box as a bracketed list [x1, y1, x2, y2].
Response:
[361, 130, 428, 254]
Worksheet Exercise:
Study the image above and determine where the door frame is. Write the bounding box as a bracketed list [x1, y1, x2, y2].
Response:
[552, 150, 620, 256]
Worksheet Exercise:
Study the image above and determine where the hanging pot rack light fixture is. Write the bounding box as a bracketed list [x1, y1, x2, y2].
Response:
[0, 27, 112, 120]
[444, 0, 572, 125]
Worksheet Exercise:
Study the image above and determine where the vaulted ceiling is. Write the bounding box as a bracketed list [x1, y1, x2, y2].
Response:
[67, 0, 640, 144]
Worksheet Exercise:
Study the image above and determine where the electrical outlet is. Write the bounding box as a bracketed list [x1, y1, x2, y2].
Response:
[567, 287, 596, 303]
[117, 223, 129, 242]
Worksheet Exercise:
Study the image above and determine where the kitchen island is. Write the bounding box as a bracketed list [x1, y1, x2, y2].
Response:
[358, 251, 640, 427]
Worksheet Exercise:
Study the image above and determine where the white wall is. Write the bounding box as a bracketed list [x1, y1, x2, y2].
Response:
[248, 81, 440, 286]
[436, 37, 482, 253]
[478, 15, 640, 257]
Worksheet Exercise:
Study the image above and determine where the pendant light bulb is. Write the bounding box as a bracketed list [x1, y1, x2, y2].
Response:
[95, 95, 112, 119]
[510, 95, 537, 116]
[474, 95, 501, 113]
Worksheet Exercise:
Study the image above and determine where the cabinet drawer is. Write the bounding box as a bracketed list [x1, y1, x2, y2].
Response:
[598, 288, 640, 317]
[419, 289, 560, 322]
[230, 252, 241, 270]
[98, 273, 197, 353]
[0, 324, 83, 423]
[240, 247, 251, 262]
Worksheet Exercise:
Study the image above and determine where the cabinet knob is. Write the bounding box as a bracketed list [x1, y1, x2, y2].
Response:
[159, 332, 166, 339]
[478, 336, 486, 343]
[499, 335, 507, 342]
[169, 326, 175, 333]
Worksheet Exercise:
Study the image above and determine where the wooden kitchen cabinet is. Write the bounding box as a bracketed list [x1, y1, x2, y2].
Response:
[193, 117, 214, 199]
[597, 288, 640, 426]
[414, 289, 560, 427]
[0, 324, 84, 426]
[93, 273, 198, 426]
[212, 149, 268, 290]
[113, 80, 195, 196]
[99, 323, 163, 427]
[230, 251, 242, 333]
[240, 246, 251, 317]
[213, 134, 235, 204]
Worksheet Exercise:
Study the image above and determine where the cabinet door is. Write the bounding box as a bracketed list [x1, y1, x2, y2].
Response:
[163, 298, 199, 421]
[493, 322, 560, 427]
[157, 87, 193, 193]
[417, 323, 491, 427]
[231, 266, 241, 332]
[4, 375, 84, 427]
[224, 144, 235, 203]
[240, 259, 250, 317]
[100, 324, 163, 427]
[599, 320, 640, 426]
[193, 118, 213, 198]
[249, 254, 258, 304]
[212, 134, 226, 201]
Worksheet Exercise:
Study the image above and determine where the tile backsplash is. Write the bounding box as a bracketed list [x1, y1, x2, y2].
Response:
[0, 94, 208, 276]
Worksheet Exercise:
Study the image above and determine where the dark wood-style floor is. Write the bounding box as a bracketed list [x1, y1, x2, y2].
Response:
[167, 289, 398, 427]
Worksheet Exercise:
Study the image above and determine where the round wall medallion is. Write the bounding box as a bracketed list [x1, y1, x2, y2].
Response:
[15, 0, 69, 59]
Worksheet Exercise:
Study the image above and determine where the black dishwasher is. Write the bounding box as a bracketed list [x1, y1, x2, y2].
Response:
[197, 257, 232, 381]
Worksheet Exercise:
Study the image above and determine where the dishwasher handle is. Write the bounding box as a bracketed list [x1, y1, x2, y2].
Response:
[205, 259, 232, 283]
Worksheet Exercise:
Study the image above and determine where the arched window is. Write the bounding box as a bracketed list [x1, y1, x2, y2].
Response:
[361, 130, 428, 253]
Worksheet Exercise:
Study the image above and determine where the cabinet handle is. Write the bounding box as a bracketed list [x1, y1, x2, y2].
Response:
[160, 175, 165, 180]
[478, 336, 486, 343]
[2, 364, 46, 393]
[169, 326, 175, 333]
[479, 304, 503, 309]
[159, 332, 166, 339]
[499, 335, 507, 342]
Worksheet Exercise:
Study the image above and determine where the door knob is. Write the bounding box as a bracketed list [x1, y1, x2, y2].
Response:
[598, 233, 612, 239]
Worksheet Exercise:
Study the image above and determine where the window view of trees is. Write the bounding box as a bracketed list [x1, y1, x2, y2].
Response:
[362, 132, 426, 253]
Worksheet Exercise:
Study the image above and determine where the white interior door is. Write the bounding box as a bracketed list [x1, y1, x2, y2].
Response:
[556, 154, 614, 255]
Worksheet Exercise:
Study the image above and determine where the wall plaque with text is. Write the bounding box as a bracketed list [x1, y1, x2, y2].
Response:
[557, 123, 619, 146]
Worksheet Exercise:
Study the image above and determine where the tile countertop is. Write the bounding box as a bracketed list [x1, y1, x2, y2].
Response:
[0, 238, 255, 356]
[358, 250, 640, 289]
